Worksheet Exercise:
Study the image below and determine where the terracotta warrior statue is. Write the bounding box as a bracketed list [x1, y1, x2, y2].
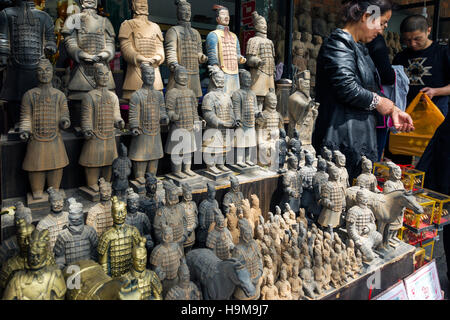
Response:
[318, 165, 346, 229]
[165, 0, 207, 98]
[222, 175, 245, 215]
[139, 173, 163, 226]
[277, 128, 288, 173]
[165, 66, 201, 179]
[300, 151, 318, 215]
[119, 0, 165, 99]
[281, 154, 303, 214]
[97, 196, 141, 278]
[356, 156, 379, 193]
[36, 187, 69, 252]
[300, 256, 322, 299]
[62, 0, 115, 100]
[246, 11, 276, 106]
[206, 209, 234, 260]
[206, 4, 246, 96]
[86, 178, 114, 237]
[129, 64, 169, 182]
[250, 194, 263, 229]
[0, 0, 56, 130]
[180, 183, 198, 254]
[112, 143, 132, 198]
[53, 198, 98, 269]
[197, 182, 220, 248]
[293, 46, 308, 73]
[311, 156, 329, 218]
[334, 150, 350, 189]
[232, 69, 260, 168]
[289, 129, 303, 167]
[3, 229, 66, 300]
[79, 63, 124, 193]
[297, 0, 312, 34]
[19, 58, 70, 200]
[121, 238, 163, 300]
[165, 262, 202, 300]
[260, 272, 279, 300]
[125, 188, 154, 252]
[275, 268, 292, 300]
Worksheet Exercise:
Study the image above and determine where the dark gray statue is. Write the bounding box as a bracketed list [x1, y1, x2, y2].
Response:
[277, 128, 288, 173]
[125, 188, 154, 252]
[299, 151, 317, 216]
[112, 143, 132, 198]
[222, 175, 244, 215]
[280, 154, 303, 213]
[197, 182, 219, 248]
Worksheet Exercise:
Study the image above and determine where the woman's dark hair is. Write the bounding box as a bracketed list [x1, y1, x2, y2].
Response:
[341, 0, 393, 24]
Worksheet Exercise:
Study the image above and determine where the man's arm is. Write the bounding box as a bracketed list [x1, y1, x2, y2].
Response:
[420, 84, 450, 99]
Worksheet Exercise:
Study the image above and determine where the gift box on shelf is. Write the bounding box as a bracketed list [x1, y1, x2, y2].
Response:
[418, 188, 450, 227]
[373, 162, 390, 189]
[403, 194, 436, 232]
[413, 247, 426, 270]
[372, 162, 425, 191]
[400, 228, 437, 260]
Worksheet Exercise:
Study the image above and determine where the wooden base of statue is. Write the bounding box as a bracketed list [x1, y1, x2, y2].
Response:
[129, 179, 146, 194]
[198, 169, 233, 182]
[165, 172, 206, 189]
[78, 186, 100, 202]
[226, 164, 260, 175]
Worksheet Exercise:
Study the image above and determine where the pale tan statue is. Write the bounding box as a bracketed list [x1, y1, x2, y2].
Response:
[86, 178, 114, 237]
[119, 0, 165, 99]
[275, 269, 292, 300]
[250, 195, 262, 229]
[260, 272, 279, 300]
[226, 203, 240, 245]
[289, 264, 304, 300]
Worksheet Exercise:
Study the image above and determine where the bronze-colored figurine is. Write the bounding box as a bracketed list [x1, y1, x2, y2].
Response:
[86, 178, 114, 237]
[98, 196, 141, 278]
[125, 189, 154, 251]
[3, 229, 66, 300]
[246, 11, 276, 104]
[149, 224, 184, 297]
[333, 150, 350, 189]
[165, 262, 202, 300]
[165, 0, 207, 98]
[79, 63, 124, 194]
[62, 0, 115, 100]
[206, 209, 234, 260]
[180, 183, 198, 254]
[275, 268, 292, 300]
[53, 198, 98, 269]
[318, 165, 346, 229]
[232, 219, 263, 300]
[112, 143, 132, 198]
[119, 0, 165, 99]
[153, 180, 187, 246]
[231, 69, 260, 168]
[297, 0, 312, 34]
[19, 58, 70, 200]
[197, 182, 220, 248]
[223, 176, 245, 215]
[202, 65, 236, 176]
[165, 66, 201, 179]
[121, 238, 163, 300]
[206, 5, 246, 96]
[129, 64, 169, 182]
[281, 154, 303, 214]
[261, 272, 279, 300]
[356, 156, 379, 192]
[300, 151, 317, 215]
[36, 187, 69, 252]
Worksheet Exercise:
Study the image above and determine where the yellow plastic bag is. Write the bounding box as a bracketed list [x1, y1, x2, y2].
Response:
[389, 92, 445, 156]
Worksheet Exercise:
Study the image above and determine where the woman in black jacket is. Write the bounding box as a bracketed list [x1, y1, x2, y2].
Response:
[312, 0, 414, 180]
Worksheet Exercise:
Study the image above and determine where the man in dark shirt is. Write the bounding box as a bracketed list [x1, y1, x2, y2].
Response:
[393, 15, 450, 116]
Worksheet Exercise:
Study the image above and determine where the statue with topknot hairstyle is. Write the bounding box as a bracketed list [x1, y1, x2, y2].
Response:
[180, 182, 198, 254]
[197, 182, 220, 247]
[125, 188, 154, 252]
[356, 155, 379, 193]
[86, 177, 114, 237]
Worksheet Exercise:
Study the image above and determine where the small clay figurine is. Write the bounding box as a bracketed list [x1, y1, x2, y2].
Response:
[277, 128, 288, 173]
[322, 254, 332, 291]
[292, 31, 307, 57]
[302, 32, 315, 51]
[330, 258, 342, 289]
[119, 0, 165, 99]
[153, 180, 187, 246]
[149, 224, 184, 297]
[312, 7, 327, 38]
[356, 156, 379, 192]
[300, 151, 318, 215]
[197, 182, 220, 248]
[206, 5, 246, 96]
[121, 238, 163, 300]
[125, 189, 154, 252]
[165, 66, 201, 179]
[283, 203, 297, 229]
[280, 154, 303, 214]
[290, 263, 305, 300]
[180, 183, 198, 254]
[202, 65, 236, 175]
[129, 64, 169, 181]
[223, 176, 245, 215]
[262, 254, 277, 286]
[19, 58, 70, 200]
[79, 63, 125, 193]
[280, 250, 294, 277]
[139, 173, 163, 225]
[288, 129, 303, 167]
[333, 150, 350, 189]
[227, 204, 240, 245]
[62, 0, 115, 100]
[165, 0, 207, 98]
[112, 143, 132, 198]
[261, 272, 279, 300]
[246, 11, 276, 104]
[311, 156, 329, 218]
[318, 165, 346, 229]
[53, 198, 98, 269]
[231, 69, 260, 168]
[321, 146, 334, 170]
[165, 262, 202, 300]
[206, 209, 234, 260]
[275, 269, 292, 300]
[36, 187, 69, 252]
[86, 178, 114, 237]
[97, 196, 141, 278]
[250, 194, 263, 229]
[3, 229, 66, 300]
[297, 0, 313, 34]
[313, 254, 327, 292]
[300, 256, 321, 299]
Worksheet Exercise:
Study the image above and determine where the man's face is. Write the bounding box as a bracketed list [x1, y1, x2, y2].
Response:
[358, 193, 369, 206]
[163, 230, 173, 243]
[402, 29, 431, 51]
[100, 186, 112, 201]
[216, 9, 230, 26]
[338, 154, 346, 166]
[256, 19, 267, 34]
[183, 190, 192, 202]
[17, 233, 31, 253]
[178, 5, 191, 22]
[298, 78, 310, 92]
[142, 67, 155, 86]
[133, 255, 147, 272]
[231, 180, 239, 192]
[37, 63, 53, 84]
[51, 199, 64, 213]
[363, 161, 372, 173]
[208, 188, 216, 199]
[81, 0, 97, 9]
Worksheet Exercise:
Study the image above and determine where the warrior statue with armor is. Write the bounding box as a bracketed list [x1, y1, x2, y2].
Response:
[318, 165, 346, 229]
[129, 64, 169, 181]
[222, 175, 245, 215]
[53, 198, 98, 269]
[97, 196, 141, 278]
[112, 143, 132, 198]
[206, 209, 235, 260]
[119, 0, 165, 99]
[333, 150, 350, 189]
[139, 173, 163, 226]
[62, 0, 115, 100]
[125, 189, 154, 252]
[165, 0, 207, 98]
[288, 128, 303, 167]
[280, 154, 303, 214]
[311, 156, 329, 218]
[299, 151, 317, 216]
[356, 156, 379, 193]
[277, 128, 288, 173]
[165, 262, 202, 300]
[86, 178, 114, 237]
[197, 182, 220, 248]
[180, 183, 198, 254]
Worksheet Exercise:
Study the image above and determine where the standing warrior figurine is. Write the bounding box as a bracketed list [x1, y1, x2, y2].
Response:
[129, 64, 169, 182]
[246, 11, 276, 106]
[165, 262, 202, 300]
[206, 5, 246, 96]
[356, 156, 379, 192]
[119, 0, 165, 99]
[139, 173, 163, 226]
[121, 239, 163, 300]
[333, 151, 350, 189]
[318, 165, 346, 229]
[97, 196, 141, 278]
[36, 187, 69, 252]
[165, 66, 201, 179]
[19, 58, 70, 200]
[288, 129, 303, 167]
[180, 183, 198, 254]
[112, 143, 132, 198]
[232, 69, 260, 168]
[299, 151, 317, 216]
[206, 209, 234, 260]
[79, 63, 125, 193]
[197, 182, 220, 248]
[0, 0, 56, 129]
[86, 178, 113, 237]
[125, 189, 154, 252]
[53, 198, 98, 269]
[165, 0, 207, 98]
[311, 156, 329, 218]
[62, 0, 115, 100]
[280, 154, 303, 214]
[222, 176, 245, 215]
[276, 128, 288, 173]
[202, 66, 236, 175]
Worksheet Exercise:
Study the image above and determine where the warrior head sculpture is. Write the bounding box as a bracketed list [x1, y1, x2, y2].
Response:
[141, 63, 156, 87]
[175, 0, 191, 22]
[181, 183, 193, 201]
[238, 69, 252, 90]
[67, 197, 84, 227]
[47, 187, 64, 214]
[111, 196, 127, 225]
[145, 173, 158, 195]
[251, 11, 267, 35]
[132, 237, 147, 272]
[99, 177, 112, 202]
[27, 229, 52, 270]
[208, 65, 225, 89]
[132, 0, 149, 16]
[163, 179, 181, 206]
[263, 89, 277, 111]
[213, 4, 229, 27]
[126, 188, 140, 214]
